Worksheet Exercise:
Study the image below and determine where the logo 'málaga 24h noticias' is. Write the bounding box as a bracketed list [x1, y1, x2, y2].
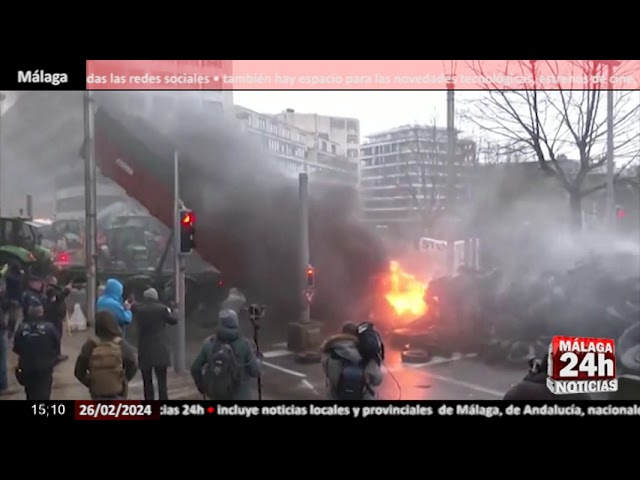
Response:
[547, 336, 618, 395]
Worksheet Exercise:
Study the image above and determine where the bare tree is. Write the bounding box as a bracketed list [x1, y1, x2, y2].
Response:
[395, 123, 442, 232]
[462, 60, 640, 230]
[475, 138, 533, 165]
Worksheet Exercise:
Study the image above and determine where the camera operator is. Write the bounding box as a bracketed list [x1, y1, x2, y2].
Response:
[503, 356, 591, 400]
[321, 321, 383, 400]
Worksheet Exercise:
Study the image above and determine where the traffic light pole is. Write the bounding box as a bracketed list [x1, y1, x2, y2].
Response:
[173, 150, 186, 373]
[445, 84, 456, 276]
[299, 173, 310, 324]
[83, 91, 98, 329]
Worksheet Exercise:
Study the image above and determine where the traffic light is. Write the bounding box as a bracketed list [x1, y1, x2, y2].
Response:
[616, 206, 626, 219]
[179, 209, 195, 253]
[306, 265, 315, 287]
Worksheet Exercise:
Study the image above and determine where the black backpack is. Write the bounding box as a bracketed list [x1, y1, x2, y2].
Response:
[357, 322, 385, 365]
[203, 338, 242, 400]
[332, 351, 366, 400]
[15, 321, 52, 372]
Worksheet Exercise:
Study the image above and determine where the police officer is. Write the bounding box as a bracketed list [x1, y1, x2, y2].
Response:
[13, 295, 60, 400]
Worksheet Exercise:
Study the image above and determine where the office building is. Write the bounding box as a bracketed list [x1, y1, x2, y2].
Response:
[359, 124, 476, 230]
[235, 106, 358, 186]
[273, 109, 361, 162]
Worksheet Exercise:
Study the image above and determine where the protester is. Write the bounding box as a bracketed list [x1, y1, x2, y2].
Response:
[96, 278, 132, 334]
[190, 309, 259, 400]
[503, 356, 591, 400]
[321, 322, 383, 400]
[13, 295, 59, 400]
[22, 276, 46, 315]
[0, 267, 8, 395]
[0, 293, 10, 396]
[44, 278, 71, 363]
[133, 287, 176, 400]
[4, 264, 25, 342]
[74, 311, 137, 400]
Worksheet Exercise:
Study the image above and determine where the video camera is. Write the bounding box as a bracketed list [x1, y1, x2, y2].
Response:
[357, 321, 385, 366]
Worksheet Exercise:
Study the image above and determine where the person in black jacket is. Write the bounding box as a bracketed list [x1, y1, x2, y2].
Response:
[44, 279, 71, 363]
[13, 295, 60, 400]
[3, 264, 25, 342]
[22, 276, 47, 316]
[133, 288, 177, 400]
[503, 356, 591, 401]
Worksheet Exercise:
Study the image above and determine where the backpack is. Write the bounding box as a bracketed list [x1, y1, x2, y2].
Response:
[88, 338, 125, 398]
[203, 338, 242, 400]
[15, 322, 54, 372]
[357, 322, 385, 365]
[332, 351, 366, 400]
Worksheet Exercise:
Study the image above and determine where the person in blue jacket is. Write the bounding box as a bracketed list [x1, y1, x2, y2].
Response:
[96, 279, 132, 334]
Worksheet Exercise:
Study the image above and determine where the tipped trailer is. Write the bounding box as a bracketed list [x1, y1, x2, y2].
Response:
[62, 100, 386, 329]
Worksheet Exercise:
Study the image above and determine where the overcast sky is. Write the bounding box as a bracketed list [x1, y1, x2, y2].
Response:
[234, 90, 640, 165]
[234, 91, 480, 138]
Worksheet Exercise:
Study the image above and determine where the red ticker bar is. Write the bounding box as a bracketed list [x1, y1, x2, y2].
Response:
[74, 401, 160, 420]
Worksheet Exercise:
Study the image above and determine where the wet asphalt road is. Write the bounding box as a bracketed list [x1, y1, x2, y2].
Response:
[255, 344, 525, 401]
[64, 291, 525, 400]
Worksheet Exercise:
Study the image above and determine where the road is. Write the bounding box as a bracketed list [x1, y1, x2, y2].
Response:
[2, 295, 525, 401]
[256, 344, 525, 401]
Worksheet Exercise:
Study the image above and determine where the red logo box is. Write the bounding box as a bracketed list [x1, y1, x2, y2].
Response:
[547, 336, 618, 395]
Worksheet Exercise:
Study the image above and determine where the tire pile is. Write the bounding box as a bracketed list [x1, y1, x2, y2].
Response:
[395, 255, 640, 368]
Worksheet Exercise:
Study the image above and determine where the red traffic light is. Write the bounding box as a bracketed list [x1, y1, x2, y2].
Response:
[181, 211, 195, 225]
[617, 208, 626, 219]
[306, 265, 315, 286]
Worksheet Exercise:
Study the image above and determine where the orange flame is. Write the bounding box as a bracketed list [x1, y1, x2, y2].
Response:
[383, 260, 428, 322]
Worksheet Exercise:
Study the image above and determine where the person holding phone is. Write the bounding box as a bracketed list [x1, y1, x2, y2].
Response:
[44, 278, 72, 363]
[96, 278, 133, 337]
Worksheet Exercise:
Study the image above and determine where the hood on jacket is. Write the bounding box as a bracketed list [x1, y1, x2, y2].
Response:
[321, 333, 362, 363]
[103, 278, 124, 301]
[95, 311, 121, 339]
[217, 309, 240, 342]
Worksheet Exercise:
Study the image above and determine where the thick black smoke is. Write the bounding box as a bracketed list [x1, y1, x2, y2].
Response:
[101, 93, 388, 331]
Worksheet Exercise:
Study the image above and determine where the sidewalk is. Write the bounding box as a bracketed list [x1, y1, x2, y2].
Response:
[2, 328, 201, 401]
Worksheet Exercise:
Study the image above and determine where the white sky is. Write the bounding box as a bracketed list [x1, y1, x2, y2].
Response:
[233, 91, 480, 138]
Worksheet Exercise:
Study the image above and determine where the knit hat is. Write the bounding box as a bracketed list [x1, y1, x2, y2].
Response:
[143, 287, 159, 301]
[218, 309, 239, 329]
[342, 322, 358, 336]
[23, 294, 44, 317]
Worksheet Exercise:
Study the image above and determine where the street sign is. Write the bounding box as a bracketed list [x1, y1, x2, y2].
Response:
[419, 237, 447, 251]
[303, 288, 316, 304]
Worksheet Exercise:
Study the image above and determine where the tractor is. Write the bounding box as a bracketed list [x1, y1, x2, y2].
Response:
[0, 217, 54, 277]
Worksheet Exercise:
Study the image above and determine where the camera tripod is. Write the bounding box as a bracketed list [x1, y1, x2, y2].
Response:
[250, 316, 263, 401]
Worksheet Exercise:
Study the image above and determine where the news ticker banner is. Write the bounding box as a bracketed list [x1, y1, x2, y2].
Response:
[14, 400, 640, 421]
[2, 60, 639, 90]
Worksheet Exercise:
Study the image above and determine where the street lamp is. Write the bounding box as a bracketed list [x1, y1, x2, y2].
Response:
[598, 60, 621, 229]
[0, 92, 5, 217]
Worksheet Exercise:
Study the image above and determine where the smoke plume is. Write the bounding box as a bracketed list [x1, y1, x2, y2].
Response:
[100, 92, 388, 330]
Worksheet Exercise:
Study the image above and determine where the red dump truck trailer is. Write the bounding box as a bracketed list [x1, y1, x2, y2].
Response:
[91, 103, 387, 328]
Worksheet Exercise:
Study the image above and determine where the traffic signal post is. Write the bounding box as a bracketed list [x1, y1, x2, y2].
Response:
[83, 91, 98, 329]
[287, 173, 322, 353]
[173, 150, 186, 374]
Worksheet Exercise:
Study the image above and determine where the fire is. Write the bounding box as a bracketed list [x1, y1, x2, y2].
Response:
[383, 260, 428, 322]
